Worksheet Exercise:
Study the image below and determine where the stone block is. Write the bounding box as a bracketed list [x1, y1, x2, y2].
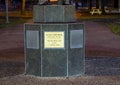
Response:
[33, 5, 76, 22]
[24, 22, 85, 77]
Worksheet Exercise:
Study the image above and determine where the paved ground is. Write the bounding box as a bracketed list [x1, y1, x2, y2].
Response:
[0, 19, 120, 84]
[0, 24, 24, 62]
[85, 21, 120, 57]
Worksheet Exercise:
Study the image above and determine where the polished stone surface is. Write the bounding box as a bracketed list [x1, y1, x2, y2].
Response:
[33, 5, 76, 22]
[24, 23, 85, 77]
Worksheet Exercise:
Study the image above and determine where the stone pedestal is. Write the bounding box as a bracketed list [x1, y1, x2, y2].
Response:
[25, 23, 85, 77]
[24, 5, 85, 77]
[33, 5, 76, 22]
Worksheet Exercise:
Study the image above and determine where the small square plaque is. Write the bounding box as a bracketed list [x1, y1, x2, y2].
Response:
[70, 30, 83, 48]
[44, 32, 64, 49]
[26, 30, 39, 49]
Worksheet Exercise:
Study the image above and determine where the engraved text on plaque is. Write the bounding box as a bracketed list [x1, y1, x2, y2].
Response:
[44, 32, 64, 49]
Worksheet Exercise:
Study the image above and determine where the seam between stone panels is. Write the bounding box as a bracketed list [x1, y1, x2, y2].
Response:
[41, 25, 43, 77]
[24, 24, 27, 73]
[67, 25, 69, 77]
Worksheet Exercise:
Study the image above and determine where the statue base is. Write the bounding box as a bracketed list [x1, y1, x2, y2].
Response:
[33, 5, 76, 22]
[25, 22, 85, 77]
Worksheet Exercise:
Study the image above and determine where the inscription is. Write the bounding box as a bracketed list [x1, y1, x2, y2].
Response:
[44, 32, 64, 49]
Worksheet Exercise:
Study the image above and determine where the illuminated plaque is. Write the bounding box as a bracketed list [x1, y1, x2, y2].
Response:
[44, 32, 64, 49]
